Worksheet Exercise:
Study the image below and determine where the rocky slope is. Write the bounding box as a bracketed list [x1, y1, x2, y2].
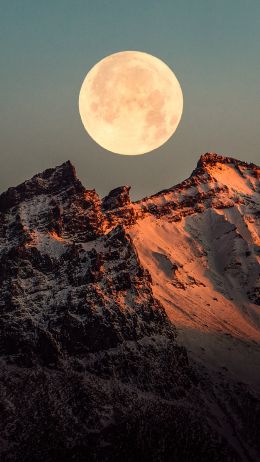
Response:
[0, 153, 259, 461]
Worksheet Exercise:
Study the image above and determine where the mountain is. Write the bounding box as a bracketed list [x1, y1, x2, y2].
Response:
[0, 153, 259, 461]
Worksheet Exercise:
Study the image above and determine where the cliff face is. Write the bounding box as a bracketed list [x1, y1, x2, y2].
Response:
[0, 153, 259, 461]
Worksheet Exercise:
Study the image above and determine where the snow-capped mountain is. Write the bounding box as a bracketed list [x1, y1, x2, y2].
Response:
[0, 153, 259, 461]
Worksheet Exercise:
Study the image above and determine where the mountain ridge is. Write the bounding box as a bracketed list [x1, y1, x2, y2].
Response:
[0, 152, 259, 461]
[1, 152, 259, 209]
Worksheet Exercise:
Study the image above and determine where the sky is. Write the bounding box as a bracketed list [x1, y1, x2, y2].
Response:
[1, 0, 260, 200]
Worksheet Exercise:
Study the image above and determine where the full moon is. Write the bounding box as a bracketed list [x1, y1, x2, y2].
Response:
[79, 51, 183, 155]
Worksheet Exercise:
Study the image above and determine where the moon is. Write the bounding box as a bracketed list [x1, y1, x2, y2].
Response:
[79, 51, 183, 155]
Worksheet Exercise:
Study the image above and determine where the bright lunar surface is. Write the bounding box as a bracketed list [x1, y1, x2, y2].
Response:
[79, 51, 183, 155]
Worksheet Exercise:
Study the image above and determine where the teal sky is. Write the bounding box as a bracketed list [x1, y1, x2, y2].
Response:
[1, 0, 260, 199]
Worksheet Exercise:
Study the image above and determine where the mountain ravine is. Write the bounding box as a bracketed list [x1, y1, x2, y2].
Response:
[0, 153, 259, 461]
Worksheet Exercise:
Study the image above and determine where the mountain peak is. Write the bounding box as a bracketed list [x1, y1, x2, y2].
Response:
[196, 152, 258, 171]
[43, 159, 76, 180]
[102, 185, 131, 211]
[189, 152, 259, 194]
[197, 152, 228, 165]
[0, 160, 84, 212]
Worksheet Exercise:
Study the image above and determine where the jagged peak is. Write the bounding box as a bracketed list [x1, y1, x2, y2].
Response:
[0, 160, 85, 212]
[197, 152, 231, 167]
[24, 159, 79, 187]
[1, 154, 258, 214]
[195, 152, 258, 171]
[102, 185, 131, 211]
[138, 152, 259, 204]
[41, 159, 76, 180]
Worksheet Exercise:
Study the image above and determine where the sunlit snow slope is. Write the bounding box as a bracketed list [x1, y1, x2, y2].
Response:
[130, 153, 260, 385]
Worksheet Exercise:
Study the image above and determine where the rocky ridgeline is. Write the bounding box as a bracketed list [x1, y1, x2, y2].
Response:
[196, 152, 260, 173]
[0, 161, 104, 244]
[139, 153, 260, 219]
[0, 153, 259, 461]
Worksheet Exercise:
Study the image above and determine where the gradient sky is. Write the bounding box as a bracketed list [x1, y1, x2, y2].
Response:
[1, 0, 260, 199]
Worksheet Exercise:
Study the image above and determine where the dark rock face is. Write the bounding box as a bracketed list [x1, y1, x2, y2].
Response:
[0, 224, 171, 365]
[102, 185, 131, 210]
[0, 156, 259, 461]
[0, 161, 80, 211]
[102, 185, 139, 227]
[0, 161, 104, 242]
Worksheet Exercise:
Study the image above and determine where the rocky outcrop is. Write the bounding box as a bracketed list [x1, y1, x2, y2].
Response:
[0, 161, 104, 243]
[102, 185, 131, 210]
[102, 185, 140, 227]
[0, 161, 80, 211]
[196, 152, 260, 174]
